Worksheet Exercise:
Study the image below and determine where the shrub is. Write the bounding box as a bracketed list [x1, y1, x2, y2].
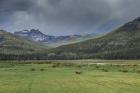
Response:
[52, 64, 57, 68]
[133, 64, 138, 67]
[31, 68, 35, 71]
[37, 62, 42, 64]
[101, 69, 108, 72]
[40, 69, 45, 71]
[103, 69, 108, 72]
[137, 70, 140, 73]
[52, 63, 61, 68]
[75, 71, 82, 75]
[95, 65, 99, 69]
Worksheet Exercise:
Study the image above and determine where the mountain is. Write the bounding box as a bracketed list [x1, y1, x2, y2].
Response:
[14, 29, 100, 47]
[52, 17, 140, 59]
[14, 29, 50, 42]
[0, 29, 48, 55]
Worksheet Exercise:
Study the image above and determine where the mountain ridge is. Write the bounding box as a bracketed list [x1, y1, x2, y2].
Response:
[51, 17, 140, 59]
[14, 29, 101, 47]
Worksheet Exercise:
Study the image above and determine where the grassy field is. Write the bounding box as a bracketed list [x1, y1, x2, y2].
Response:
[0, 60, 140, 93]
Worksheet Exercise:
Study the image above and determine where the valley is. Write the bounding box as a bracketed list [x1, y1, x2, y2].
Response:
[1, 1, 140, 93]
[0, 60, 139, 93]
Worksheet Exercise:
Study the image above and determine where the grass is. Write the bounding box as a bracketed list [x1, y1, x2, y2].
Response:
[0, 60, 140, 93]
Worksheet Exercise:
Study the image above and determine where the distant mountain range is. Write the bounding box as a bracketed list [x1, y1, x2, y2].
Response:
[14, 29, 100, 47]
[1, 17, 140, 59]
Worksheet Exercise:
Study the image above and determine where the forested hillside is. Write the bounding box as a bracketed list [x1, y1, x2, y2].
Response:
[51, 17, 140, 59]
[0, 30, 48, 58]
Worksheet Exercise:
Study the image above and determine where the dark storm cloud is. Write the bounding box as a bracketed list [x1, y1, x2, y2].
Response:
[0, 0, 35, 24]
[1, 0, 140, 35]
[0, 0, 34, 12]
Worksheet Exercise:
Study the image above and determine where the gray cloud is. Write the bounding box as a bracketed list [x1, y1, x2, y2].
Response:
[0, 0, 34, 12]
[0, 0, 140, 35]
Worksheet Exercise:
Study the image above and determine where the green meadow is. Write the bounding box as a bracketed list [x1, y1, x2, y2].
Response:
[0, 60, 140, 93]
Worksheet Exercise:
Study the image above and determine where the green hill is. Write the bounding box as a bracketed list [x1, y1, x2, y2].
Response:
[0, 30, 48, 55]
[52, 17, 140, 59]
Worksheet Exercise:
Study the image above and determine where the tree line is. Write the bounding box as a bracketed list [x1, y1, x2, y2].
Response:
[0, 49, 140, 60]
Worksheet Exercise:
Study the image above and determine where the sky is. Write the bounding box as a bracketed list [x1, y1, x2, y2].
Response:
[0, 0, 140, 36]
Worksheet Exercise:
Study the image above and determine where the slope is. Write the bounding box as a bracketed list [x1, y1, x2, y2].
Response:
[52, 17, 140, 59]
[0, 30, 48, 55]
